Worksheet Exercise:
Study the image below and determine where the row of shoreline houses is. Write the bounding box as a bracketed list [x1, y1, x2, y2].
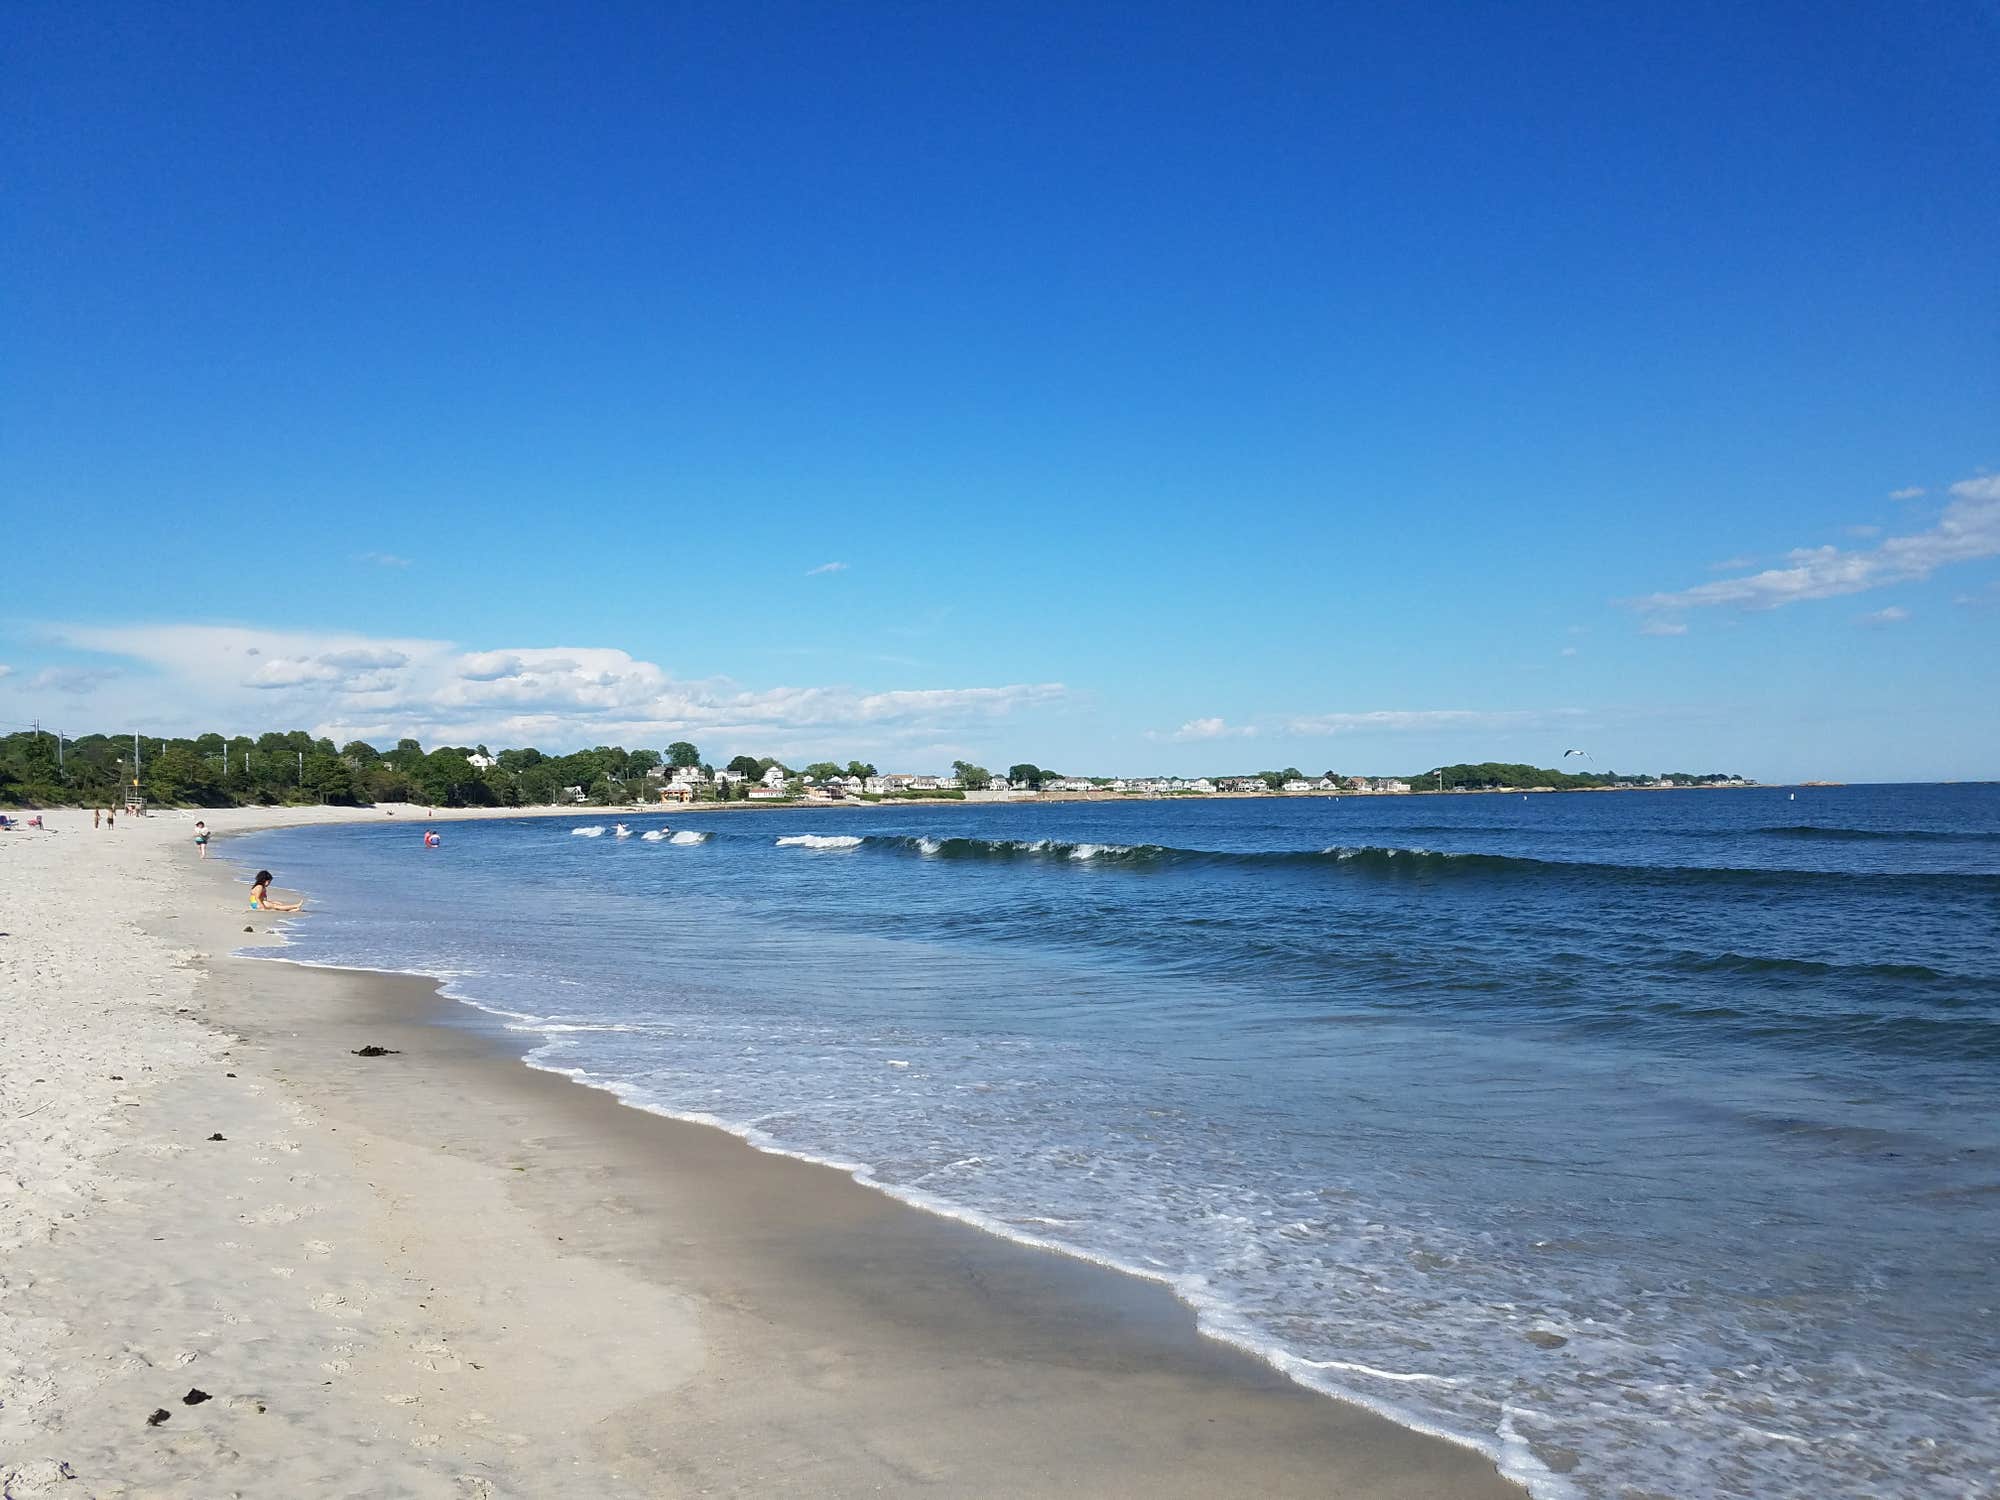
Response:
[629, 764, 1415, 802]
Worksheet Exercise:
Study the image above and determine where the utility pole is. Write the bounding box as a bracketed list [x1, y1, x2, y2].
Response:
[298, 750, 304, 789]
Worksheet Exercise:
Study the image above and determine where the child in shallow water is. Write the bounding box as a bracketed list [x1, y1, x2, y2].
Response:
[248, 869, 302, 912]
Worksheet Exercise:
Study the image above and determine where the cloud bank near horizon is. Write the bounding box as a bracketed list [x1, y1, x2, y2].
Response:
[13, 623, 1067, 760]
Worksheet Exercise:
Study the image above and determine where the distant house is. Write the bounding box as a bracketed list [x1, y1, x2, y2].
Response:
[1047, 777, 1095, 792]
[747, 786, 787, 801]
[1281, 779, 1314, 792]
[936, 776, 963, 790]
[668, 765, 708, 786]
[841, 775, 866, 793]
[909, 775, 942, 792]
[467, 752, 497, 770]
[1188, 778, 1217, 794]
[1314, 777, 1340, 791]
[714, 769, 747, 786]
[1379, 779, 1412, 793]
[561, 784, 587, 803]
[760, 765, 789, 788]
[985, 776, 1011, 792]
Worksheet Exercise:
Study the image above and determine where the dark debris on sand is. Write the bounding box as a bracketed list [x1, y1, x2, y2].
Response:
[182, 1389, 211, 1406]
[351, 1045, 401, 1057]
[145, 1409, 170, 1426]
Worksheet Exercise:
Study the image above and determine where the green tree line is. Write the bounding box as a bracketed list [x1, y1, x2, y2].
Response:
[7, 730, 760, 809]
[1403, 762, 1746, 791]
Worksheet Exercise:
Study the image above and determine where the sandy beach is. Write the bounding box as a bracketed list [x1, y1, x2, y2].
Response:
[2, 805, 1524, 1498]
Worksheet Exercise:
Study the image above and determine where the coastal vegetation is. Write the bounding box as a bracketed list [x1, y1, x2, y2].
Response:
[0, 728, 1746, 809]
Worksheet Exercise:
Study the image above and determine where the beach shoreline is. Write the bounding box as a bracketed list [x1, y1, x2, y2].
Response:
[2, 806, 1525, 1497]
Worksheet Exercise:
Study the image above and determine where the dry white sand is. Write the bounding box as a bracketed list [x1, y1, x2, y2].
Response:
[1, 805, 1523, 1499]
[2, 807, 697, 1498]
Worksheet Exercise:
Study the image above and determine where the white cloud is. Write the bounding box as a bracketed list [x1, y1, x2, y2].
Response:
[356, 552, 412, 568]
[1152, 716, 1258, 742]
[22, 622, 1066, 756]
[1888, 487, 1926, 501]
[29, 666, 122, 694]
[1559, 647, 1578, 657]
[805, 561, 849, 576]
[1858, 606, 1910, 627]
[1282, 708, 1585, 736]
[1640, 620, 1688, 637]
[1636, 475, 2000, 613]
[0, 664, 11, 680]
[1845, 525, 1882, 539]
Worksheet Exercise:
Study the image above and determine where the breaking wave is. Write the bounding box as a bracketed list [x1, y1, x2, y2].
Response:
[775, 834, 864, 850]
[570, 825, 605, 838]
[855, 835, 1998, 890]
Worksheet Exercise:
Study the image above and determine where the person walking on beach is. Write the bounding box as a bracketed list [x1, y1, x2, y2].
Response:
[248, 870, 302, 913]
[94, 807, 101, 829]
[194, 821, 210, 859]
[105, 808, 113, 829]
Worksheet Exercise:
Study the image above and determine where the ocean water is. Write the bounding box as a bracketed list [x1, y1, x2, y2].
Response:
[231, 786, 2000, 1499]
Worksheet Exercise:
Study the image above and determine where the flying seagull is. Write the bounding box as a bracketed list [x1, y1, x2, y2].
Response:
[1562, 749, 1590, 759]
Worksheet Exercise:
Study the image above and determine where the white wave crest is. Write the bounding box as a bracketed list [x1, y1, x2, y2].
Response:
[1068, 842, 1130, 860]
[669, 830, 710, 845]
[640, 829, 669, 842]
[775, 834, 863, 850]
[570, 825, 605, 838]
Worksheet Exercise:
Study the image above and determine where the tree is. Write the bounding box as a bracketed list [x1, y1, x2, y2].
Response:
[726, 755, 762, 780]
[804, 762, 842, 781]
[628, 749, 662, 776]
[667, 741, 700, 768]
[845, 761, 876, 779]
[1008, 763, 1045, 789]
[302, 752, 356, 804]
[952, 760, 991, 787]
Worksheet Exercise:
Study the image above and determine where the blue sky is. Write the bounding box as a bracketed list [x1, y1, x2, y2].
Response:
[4, 2, 1996, 781]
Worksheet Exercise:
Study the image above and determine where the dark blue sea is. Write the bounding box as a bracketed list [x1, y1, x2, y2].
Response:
[231, 785, 2000, 1499]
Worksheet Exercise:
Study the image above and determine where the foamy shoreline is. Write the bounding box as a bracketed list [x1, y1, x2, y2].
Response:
[2, 804, 1525, 1498]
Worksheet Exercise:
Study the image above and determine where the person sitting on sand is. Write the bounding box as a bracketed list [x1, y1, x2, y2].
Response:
[249, 869, 303, 913]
